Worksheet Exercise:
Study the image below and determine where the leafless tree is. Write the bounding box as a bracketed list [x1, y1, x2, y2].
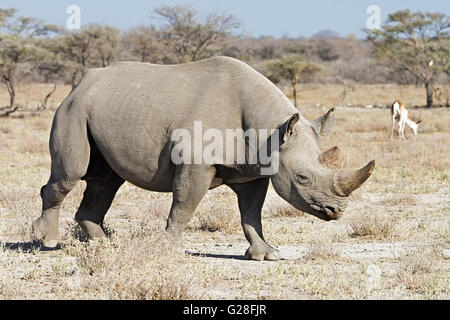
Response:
[0, 8, 59, 113]
[152, 4, 241, 63]
[123, 26, 163, 63]
[57, 24, 120, 88]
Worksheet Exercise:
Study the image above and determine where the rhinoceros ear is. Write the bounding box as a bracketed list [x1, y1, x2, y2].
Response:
[312, 108, 335, 136]
[283, 113, 300, 142]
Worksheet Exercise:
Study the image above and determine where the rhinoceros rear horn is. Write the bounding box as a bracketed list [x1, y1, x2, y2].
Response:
[332, 160, 375, 196]
[319, 146, 341, 168]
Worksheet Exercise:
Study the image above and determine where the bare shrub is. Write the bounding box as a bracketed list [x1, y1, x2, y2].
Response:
[67, 222, 115, 243]
[348, 208, 396, 239]
[194, 206, 240, 233]
[188, 188, 241, 233]
[399, 246, 439, 275]
[394, 245, 447, 298]
[304, 236, 340, 261]
[270, 203, 302, 217]
[63, 224, 201, 299]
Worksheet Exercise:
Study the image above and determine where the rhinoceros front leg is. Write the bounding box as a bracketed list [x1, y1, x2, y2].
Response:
[166, 165, 216, 236]
[230, 178, 280, 261]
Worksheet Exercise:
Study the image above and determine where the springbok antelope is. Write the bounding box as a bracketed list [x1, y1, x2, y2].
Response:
[391, 100, 422, 140]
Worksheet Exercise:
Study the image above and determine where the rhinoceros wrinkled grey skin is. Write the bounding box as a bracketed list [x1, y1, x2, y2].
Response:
[32, 56, 375, 260]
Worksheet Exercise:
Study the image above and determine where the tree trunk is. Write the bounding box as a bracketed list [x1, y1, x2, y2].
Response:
[292, 74, 299, 108]
[0, 80, 18, 116]
[40, 84, 57, 110]
[10, 91, 15, 108]
[5, 78, 16, 109]
[425, 81, 433, 108]
[0, 71, 18, 116]
[71, 71, 79, 90]
[8, 84, 15, 108]
[293, 85, 297, 108]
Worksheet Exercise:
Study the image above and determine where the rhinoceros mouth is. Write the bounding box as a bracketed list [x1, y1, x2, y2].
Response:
[309, 204, 343, 221]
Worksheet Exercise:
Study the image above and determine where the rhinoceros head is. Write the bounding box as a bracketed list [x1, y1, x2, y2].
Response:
[271, 108, 375, 221]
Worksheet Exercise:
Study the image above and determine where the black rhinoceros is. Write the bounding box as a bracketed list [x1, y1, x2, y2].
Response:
[32, 56, 374, 260]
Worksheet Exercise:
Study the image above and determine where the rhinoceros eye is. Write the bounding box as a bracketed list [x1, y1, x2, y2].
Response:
[296, 173, 311, 185]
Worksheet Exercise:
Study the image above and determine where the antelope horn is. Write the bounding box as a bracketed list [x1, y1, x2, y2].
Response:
[332, 160, 375, 196]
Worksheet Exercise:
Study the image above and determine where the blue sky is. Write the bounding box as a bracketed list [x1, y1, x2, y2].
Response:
[2, 0, 449, 38]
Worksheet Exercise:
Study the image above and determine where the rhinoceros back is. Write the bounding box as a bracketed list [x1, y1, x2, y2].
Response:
[53, 57, 296, 191]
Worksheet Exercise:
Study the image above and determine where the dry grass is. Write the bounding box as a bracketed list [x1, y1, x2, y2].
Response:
[194, 212, 240, 233]
[282, 83, 450, 108]
[393, 245, 449, 299]
[0, 83, 70, 109]
[188, 188, 241, 234]
[17, 139, 48, 154]
[2, 83, 448, 111]
[379, 195, 417, 207]
[347, 207, 396, 239]
[304, 236, 340, 261]
[399, 246, 438, 275]
[61, 226, 200, 300]
[264, 191, 304, 218]
[0, 83, 449, 300]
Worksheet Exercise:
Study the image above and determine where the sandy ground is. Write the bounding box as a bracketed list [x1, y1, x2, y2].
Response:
[0, 93, 449, 299]
[1, 182, 448, 299]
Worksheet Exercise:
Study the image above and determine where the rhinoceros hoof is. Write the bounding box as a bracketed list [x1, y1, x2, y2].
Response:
[31, 217, 59, 248]
[245, 245, 280, 261]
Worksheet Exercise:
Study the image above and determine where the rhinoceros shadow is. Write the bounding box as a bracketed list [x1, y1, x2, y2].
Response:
[185, 251, 287, 261]
[185, 250, 245, 260]
[2, 241, 60, 252]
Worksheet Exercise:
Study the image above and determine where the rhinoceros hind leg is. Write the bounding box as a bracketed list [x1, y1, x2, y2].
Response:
[74, 141, 124, 240]
[75, 172, 124, 239]
[32, 178, 80, 248]
[32, 110, 93, 247]
[33, 178, 89, 248]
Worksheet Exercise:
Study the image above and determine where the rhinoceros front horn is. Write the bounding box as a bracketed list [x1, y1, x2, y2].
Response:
[332, 160, 375, 196]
